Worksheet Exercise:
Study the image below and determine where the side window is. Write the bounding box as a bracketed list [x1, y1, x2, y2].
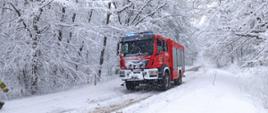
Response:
[163, 41, 167, 51]
[158, 39, 168, 53]
[157, 39, 163, 53]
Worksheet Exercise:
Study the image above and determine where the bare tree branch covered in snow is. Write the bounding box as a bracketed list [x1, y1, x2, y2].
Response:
[195, 0, 268, 67]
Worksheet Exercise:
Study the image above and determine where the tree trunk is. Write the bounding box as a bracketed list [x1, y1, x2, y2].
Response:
[31, 8, 43, 94]
[95, 2, 111, 85]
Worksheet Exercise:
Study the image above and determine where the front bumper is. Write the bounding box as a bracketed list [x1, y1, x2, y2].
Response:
[119, 68, 159, 81]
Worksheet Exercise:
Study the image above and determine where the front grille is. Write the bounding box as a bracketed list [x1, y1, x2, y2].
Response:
[133, 72, 140, 74]
[126, 60, 148, 69]
[150, 75, 157, 77]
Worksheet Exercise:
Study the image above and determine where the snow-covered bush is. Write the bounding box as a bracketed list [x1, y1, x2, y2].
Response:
[226, 65, 268, 108]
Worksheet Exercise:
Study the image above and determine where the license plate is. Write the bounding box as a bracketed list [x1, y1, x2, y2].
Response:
[133, 69, 141, 73]
[131, 76, 138, 79]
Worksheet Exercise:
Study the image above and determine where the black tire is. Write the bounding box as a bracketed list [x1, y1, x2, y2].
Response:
[174, 76, 182, 86]
[126, 81, 136, 90]
[160, 71, 170, 90]
[0, 101, 4, 110]
[175, 71, 183, 85]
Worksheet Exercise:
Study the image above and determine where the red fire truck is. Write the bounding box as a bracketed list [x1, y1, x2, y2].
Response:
[119, 31, 185, 90]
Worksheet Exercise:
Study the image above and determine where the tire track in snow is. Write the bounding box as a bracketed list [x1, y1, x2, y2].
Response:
[90, 94, 152, 113]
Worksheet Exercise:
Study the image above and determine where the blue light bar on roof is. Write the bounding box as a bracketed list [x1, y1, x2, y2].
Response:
[126, 32, 137, 37]
[122, 31, 154, 42]
[140, 31, 154, 35]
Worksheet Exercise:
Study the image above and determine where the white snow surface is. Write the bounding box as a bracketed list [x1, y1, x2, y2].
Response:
[1, 67, 267, 113]
[1, 79, 157, 113]
[119, 68, 267, 113]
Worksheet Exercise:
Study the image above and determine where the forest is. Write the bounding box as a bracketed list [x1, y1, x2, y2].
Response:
[0, 0, 267, 110]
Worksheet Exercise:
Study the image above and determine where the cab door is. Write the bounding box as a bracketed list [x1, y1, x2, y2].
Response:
[156, 38, 169, 68]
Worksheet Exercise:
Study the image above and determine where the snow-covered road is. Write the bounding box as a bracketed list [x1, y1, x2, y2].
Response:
[2, 79, 158, 113]
[1, 67, 267, 113]
[119, 68, 267, 113]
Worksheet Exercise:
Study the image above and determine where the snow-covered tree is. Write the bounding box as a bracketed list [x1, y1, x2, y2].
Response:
[196, 0, 268, 67]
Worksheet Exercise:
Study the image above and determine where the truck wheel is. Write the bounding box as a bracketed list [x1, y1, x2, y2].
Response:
[160, 71, 170, 90]
[175, 71, 183, 85]
[126, 81, 136, 90]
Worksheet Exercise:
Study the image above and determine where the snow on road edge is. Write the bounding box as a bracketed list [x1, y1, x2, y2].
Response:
[117, 67, 267, 113]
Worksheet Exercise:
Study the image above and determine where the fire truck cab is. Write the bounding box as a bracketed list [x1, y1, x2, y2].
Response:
[119, 31, 185, 90]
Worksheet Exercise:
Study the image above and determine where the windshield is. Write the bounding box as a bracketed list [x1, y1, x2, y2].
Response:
[121, 39, 154, 57]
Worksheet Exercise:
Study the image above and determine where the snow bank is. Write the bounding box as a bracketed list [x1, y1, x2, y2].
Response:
[226, 65, 268, 109]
